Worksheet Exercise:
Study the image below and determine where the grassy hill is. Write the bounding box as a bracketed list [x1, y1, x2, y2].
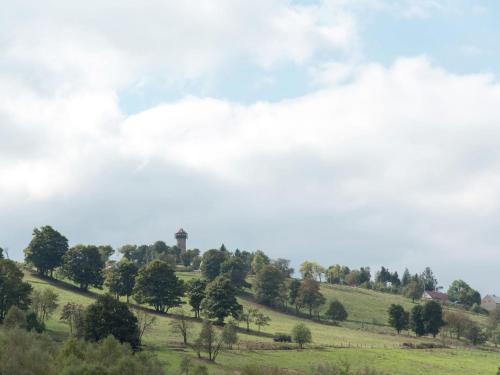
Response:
[24, 271, 499, 375]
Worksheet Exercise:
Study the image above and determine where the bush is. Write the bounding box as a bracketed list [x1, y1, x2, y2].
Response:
[273, 333, 292, 342]
[312, 362, 388, 375]
[4, 306, 27, 329]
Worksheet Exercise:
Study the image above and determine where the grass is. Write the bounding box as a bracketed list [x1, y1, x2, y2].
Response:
[23, 271, 499, 375]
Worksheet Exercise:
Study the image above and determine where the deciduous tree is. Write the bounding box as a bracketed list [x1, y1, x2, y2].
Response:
[201, 276, 242, 325]
[291, 323, 312, 349]
[0, 259, 32, 322]
[254, 265, 286, 307]
[133, 260, 184, 313]
[84, 294, 140, 350]
[62, 245, 104, 291]
[24, 226, 68, 277]
[326, 300, 348, 322]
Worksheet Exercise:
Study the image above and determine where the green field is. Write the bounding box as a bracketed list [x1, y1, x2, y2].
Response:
[24, 271, 500, 375]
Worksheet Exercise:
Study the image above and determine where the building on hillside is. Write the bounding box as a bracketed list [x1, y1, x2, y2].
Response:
[422, 291, 448, 302]
[481, 295, 500, 312]
[175, 228, 188, 251]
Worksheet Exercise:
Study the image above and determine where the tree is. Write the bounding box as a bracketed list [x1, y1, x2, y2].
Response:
[325, 265, 350, 284]
[291, 323, 312, 349]
[197, 320, 224, 361]
[326, 300, 348, 322]
[295, 278, 325, 317]
[201, 249, 229, 281]
[62, 245, 105, 291]
[133, 260, 184, 313]
[238, 307, 258, 332]
[31, 288, 59, 322]
[272, 258, 294, 278]
[444, 311, 470, 340]
[169, 308, 191, 345]
[0, 259, 32, 322]
[289, 278, 301, 311]
[410, 305, 426, 336]
[299, 261, 314, 279]
[401, 268, 411, 287]
[447, 280, 481, 308]
[220, 256, 249, 289]
[186, 279, 207, 318]
[251, 250, 270, 275]
[84, 294, 140, 350]
[465, 321, 487, 345]
[420, 267, 438, 291]
[26, 311, 45, 333]
[312, 263, 326, 282]
[135, 309, 157, 341]
[105, 260, 138, 302]
[24, 226, 68, 277]
[254, 265, 286, 306]
[404, 279, 424, 302]
[423, 300, 444, 338]
[0, 247, 3, 259]
[60, 302, 85, 337]
[221, 321, 238, 349]
[388, 304, 409, 334]
[489, 327, 500, 347]
[97, 245, 114, 262]
[4, 306, 27, 329]
[201, 276, 242, 325]
[253, 311, 271, 332]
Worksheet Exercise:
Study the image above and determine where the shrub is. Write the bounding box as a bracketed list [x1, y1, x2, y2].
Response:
[4, 306, 27, 329]
[273, 333, 292, 342]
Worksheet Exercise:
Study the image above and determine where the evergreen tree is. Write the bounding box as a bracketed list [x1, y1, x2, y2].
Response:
[388, 304, 409, 334]
[423, 300, 444, 338]
[410, 305, 426, 336]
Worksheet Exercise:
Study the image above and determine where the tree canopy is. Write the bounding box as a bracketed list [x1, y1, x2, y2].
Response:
[133, 260, 184, 313]
[62, 245, 105, 291]
[24, 226, 68, 277]
[201, 276, 242, 324]
[447, 279, 481, 307]
[0, 259, 32, 322]
[84, 294, 140, 350]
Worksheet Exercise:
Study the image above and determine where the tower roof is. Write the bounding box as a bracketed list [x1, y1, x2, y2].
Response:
[176, 228, 187, 235]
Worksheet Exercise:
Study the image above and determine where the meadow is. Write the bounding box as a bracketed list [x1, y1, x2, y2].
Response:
[25, 271, 499, 375]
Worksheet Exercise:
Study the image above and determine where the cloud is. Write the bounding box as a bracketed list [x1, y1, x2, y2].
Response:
[2, 53, 500, 293]
[0, 0, 358, 90]
[1, 1, 499, 294]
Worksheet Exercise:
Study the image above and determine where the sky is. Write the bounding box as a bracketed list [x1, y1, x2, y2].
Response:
[1, 0, 500, 294]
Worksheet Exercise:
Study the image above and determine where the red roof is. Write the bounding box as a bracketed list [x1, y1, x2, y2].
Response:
[424, 291, 448, 301]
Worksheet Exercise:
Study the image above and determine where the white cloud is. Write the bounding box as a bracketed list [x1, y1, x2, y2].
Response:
[0, 0, 358, 90]
[1, 1, 499, 293]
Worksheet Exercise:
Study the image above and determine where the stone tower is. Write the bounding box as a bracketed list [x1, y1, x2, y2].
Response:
[175, 228, 188, 251]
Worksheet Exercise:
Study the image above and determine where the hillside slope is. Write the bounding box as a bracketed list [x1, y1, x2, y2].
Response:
[24, 271, 498, 375]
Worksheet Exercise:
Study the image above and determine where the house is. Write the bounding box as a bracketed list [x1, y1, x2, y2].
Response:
[422, 291, 448, 302]
[481, 295, 500, 312]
